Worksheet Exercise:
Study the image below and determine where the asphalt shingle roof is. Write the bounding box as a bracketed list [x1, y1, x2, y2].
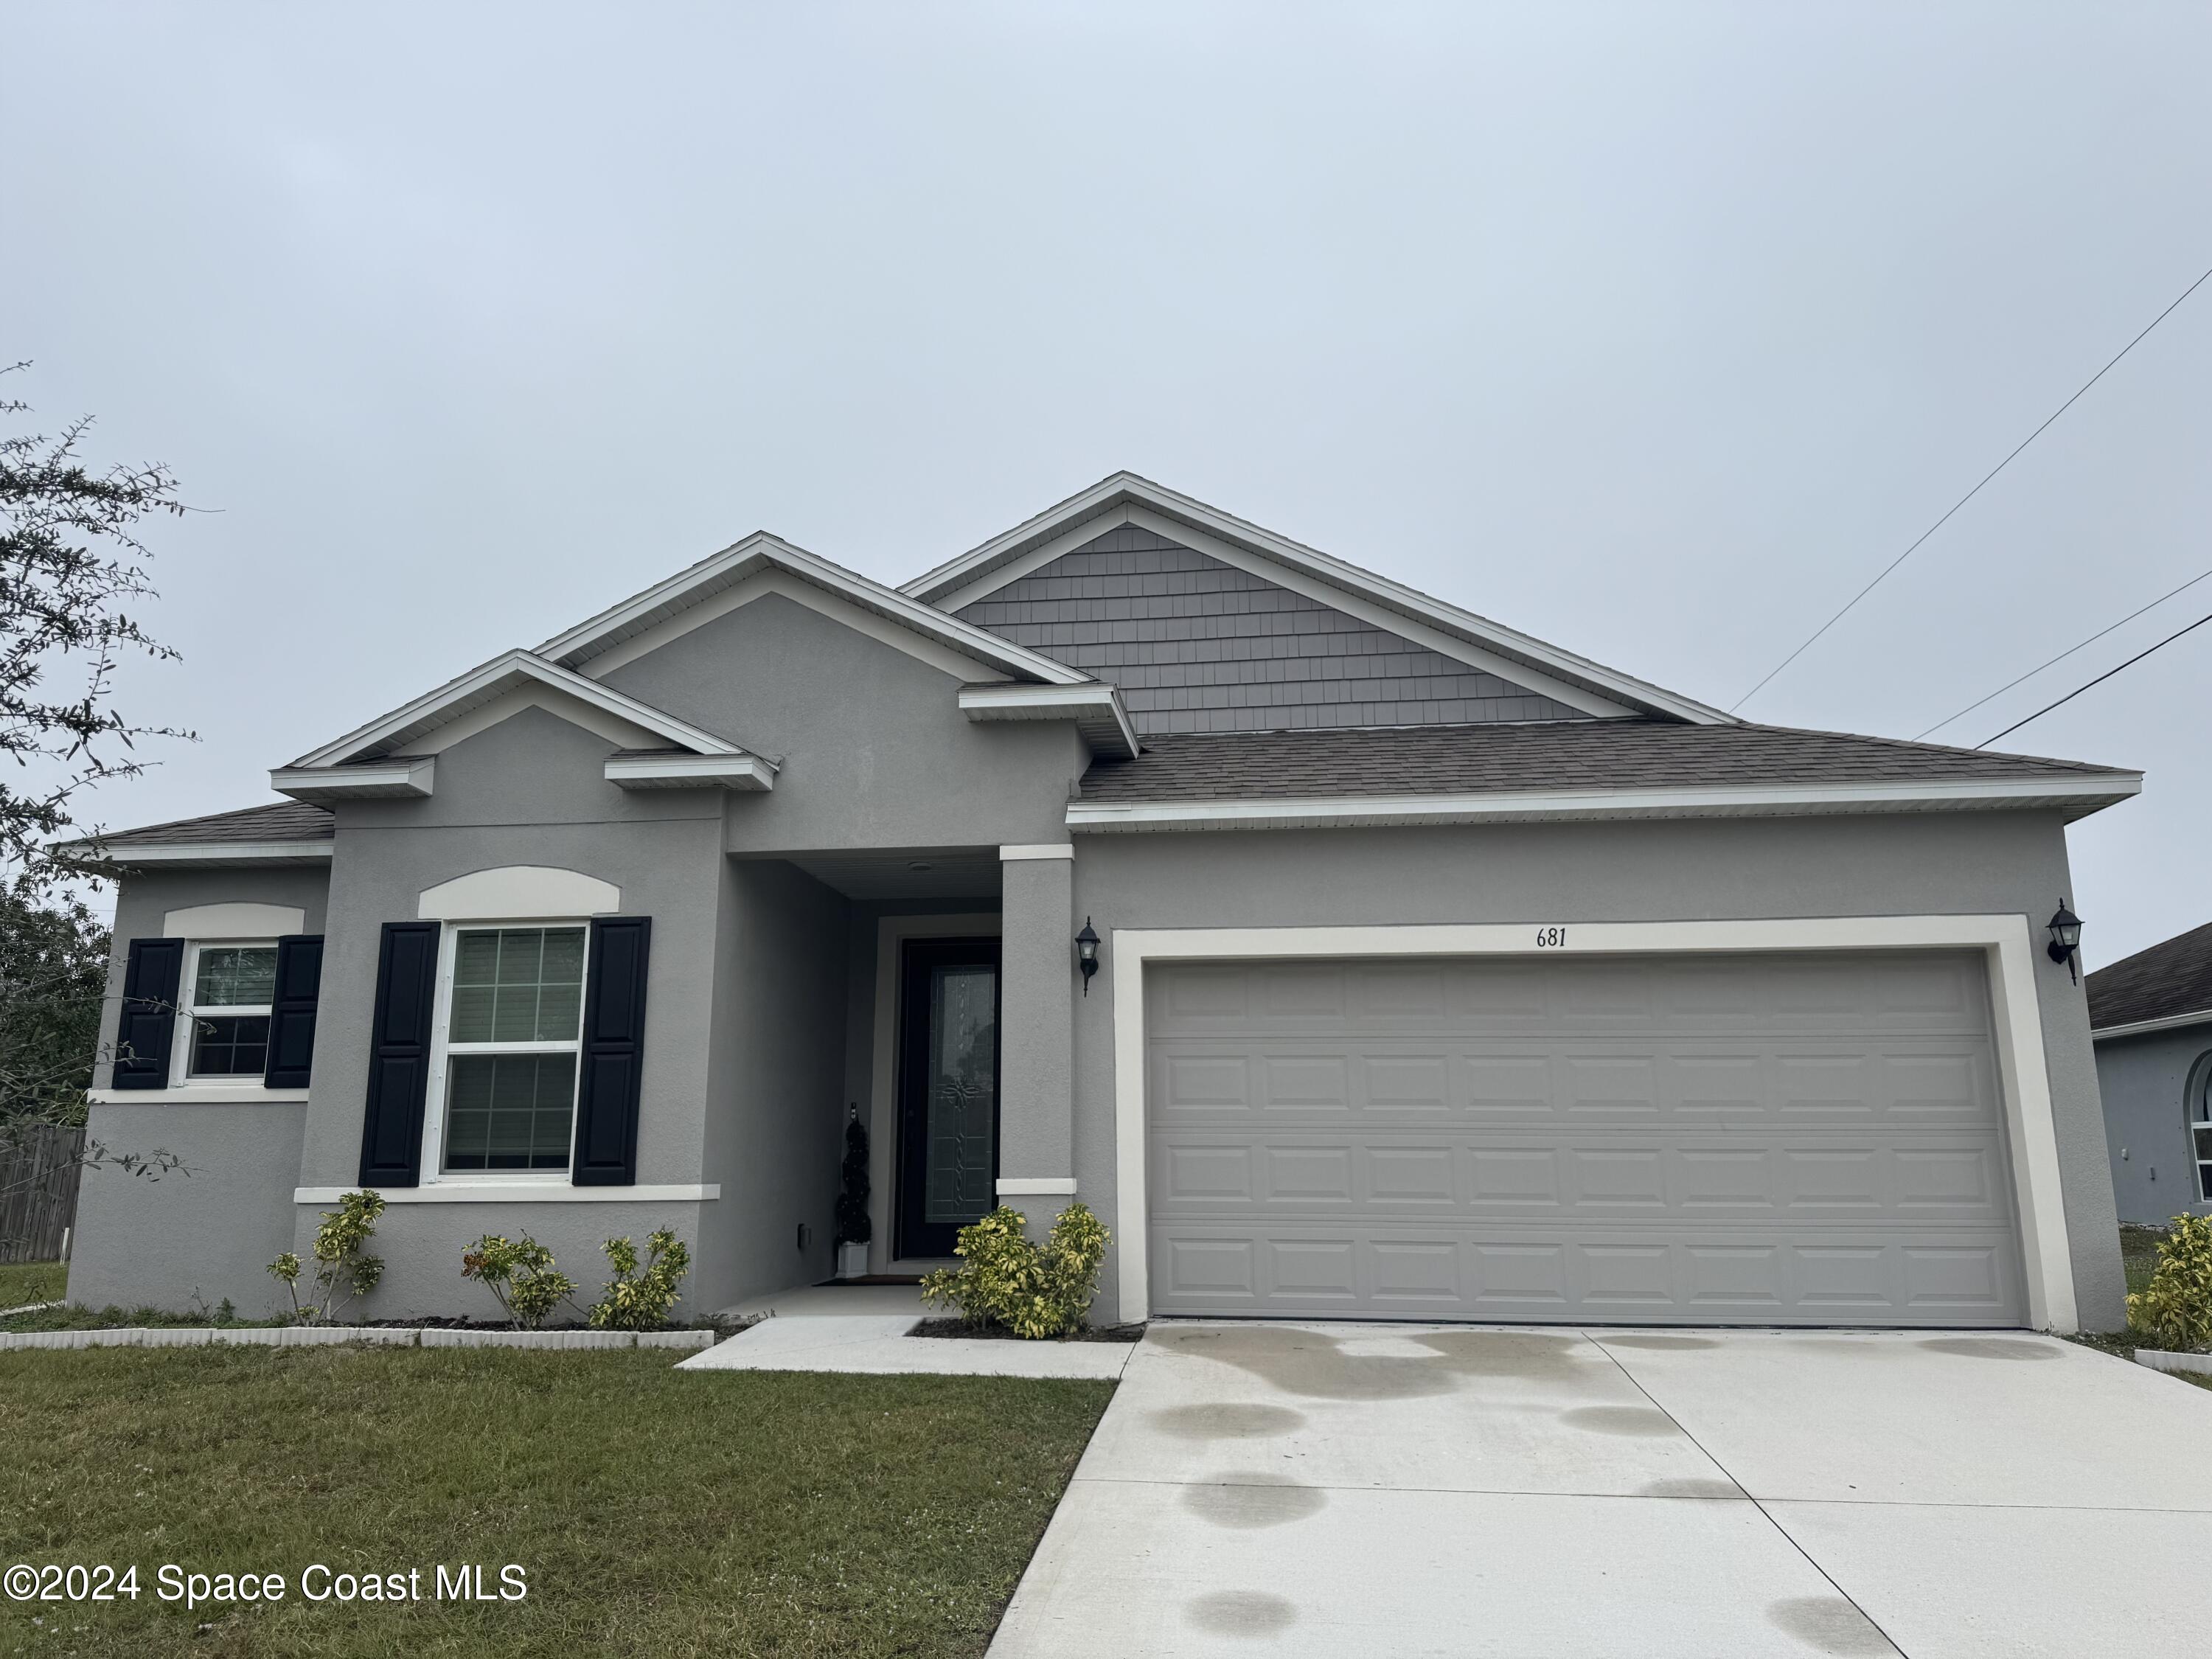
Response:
[86, 800, 335, 847]
[1077, 720, 2132, 805]
[2087, 920, 2212, 1032]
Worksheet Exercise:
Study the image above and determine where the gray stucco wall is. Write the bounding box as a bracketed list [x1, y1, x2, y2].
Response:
[286, 705, 734, 1318]
[2095, 1024, 2212, 1225]
[69, 1102, 307, 1315]
[1066, 809, 2127, 1332]
[602, 590, 1084, 852]
[956, 522, 1588, 734]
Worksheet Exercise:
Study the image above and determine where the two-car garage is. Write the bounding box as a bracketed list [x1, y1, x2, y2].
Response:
[1144, 949, 2031, 1326]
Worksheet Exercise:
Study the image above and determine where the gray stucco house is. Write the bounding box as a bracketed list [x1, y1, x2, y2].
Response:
[66, 473, 2140, 1331]
[2089, 919, 2212, 1225]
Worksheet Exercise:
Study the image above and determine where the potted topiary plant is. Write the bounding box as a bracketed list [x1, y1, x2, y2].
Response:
[834, 1108, 870, 1280]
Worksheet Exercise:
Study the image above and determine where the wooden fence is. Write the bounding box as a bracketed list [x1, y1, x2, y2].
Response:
[1, 1123, 86, 1263]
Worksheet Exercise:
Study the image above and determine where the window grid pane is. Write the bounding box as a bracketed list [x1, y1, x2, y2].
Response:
[194, 947, 278, 1009]
[442, 1054, 576, 1172]
[190, 1015, 270, 1077]
[449, 927, 587, 1045]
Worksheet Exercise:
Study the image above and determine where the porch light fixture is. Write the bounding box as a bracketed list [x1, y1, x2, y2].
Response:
[2045, 900, 2083, 983]
[1075, 918, 1100, 995]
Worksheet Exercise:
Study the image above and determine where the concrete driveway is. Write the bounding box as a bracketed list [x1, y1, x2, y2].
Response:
[989, 1325, 2212, 1658]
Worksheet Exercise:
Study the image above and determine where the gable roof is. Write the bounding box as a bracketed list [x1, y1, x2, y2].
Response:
[283, 649, 765, 773]
[536, 529, 1090, 687]
[2088, 920, 2212, 1037]
[1068, 720, 2140, 831]
[903, 472, 1733, 726]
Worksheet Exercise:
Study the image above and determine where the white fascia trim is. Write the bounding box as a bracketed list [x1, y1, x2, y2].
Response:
[2092, 1007, 2212, 1043]
[997, 1177, 1077, 1197]
[1068, 773, 2143, 832]
[605, 753, 776, 791]
[271, 757, 435, 802]
[958, 682, 1139, 759]
[295, 1184, 719, 1205]
[534, 531, 1091, 686]
[906, 473, 1730, 724]
[1000, 843, 1076, 861]
[90, 1088, 310, 1105]
[1107, 916, 2078, 1334]
[287, 650, 750, 769]
[85, 841, 335, 866]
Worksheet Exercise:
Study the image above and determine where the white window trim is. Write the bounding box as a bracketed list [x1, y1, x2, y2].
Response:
[2191, 1055, 2212, 1205]
[420, 917, 589, 1187]
[1105, 915, 2079, 1333]
[170, 939, 280, 1089]
[295, 1183, 718, 1205]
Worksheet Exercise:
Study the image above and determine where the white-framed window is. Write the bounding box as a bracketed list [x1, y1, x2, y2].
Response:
[2192, 1054, 2212, 1203]
[172, 940, 280, 1083]
[423, 922, 588, 1179]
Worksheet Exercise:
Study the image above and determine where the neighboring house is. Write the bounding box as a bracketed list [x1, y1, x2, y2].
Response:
[63, 473, 2139, 1331]
[2088, 919, 2212, 1225]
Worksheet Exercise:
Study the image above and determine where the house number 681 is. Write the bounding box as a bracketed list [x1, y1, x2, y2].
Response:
[1534, 927, 1568, 947]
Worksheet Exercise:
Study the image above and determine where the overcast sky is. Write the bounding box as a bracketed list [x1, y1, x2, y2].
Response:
[5, 3, 2208, 966]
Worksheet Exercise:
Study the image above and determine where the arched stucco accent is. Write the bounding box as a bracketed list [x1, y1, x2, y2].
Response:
[417, 866, 620, 920]
[162, 902, 307, 938]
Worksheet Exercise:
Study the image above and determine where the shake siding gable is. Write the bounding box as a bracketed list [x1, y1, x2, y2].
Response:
[955, 523, 1588, 736]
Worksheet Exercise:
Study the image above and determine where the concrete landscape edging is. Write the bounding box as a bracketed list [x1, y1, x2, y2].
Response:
[0, 1325, 721, 1353]
[2133, 1347, 2212, 1378]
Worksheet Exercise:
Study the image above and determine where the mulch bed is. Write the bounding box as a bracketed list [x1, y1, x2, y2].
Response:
[911, 1317, 1145, 1344]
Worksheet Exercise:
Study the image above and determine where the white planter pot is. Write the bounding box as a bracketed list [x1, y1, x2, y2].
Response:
[835, 1242, 869, 1281]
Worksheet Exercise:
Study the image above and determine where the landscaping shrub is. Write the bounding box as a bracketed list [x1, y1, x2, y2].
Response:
[2128, 1213, 2212, 1352]
[589, 1229, 691, 1329]
[266, 1189, 385, 1324]
[919, 1202, 1108, 1340]
[461, 1233, 578, 1329]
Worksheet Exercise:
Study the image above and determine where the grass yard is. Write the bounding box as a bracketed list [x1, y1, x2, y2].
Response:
[2119, 1225, 2166, 1298]
[0, 1346, 1112, 1658]
[0, 1260, 66, 1310]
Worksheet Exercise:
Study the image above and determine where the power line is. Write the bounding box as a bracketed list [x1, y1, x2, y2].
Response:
[1916, 562, 2212, 739]
[1732, 260, 2212, 712]
[1978, 605, 2212, 748]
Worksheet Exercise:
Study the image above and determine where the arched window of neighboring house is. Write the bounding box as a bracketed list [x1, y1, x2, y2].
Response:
[2193, 1052, 2212, 1203]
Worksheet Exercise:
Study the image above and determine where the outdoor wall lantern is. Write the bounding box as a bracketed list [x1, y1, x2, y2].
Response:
[2045, 900, 2083, 983]
[1074, 918, 1101, 995]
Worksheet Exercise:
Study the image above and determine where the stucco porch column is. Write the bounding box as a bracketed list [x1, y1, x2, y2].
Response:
[996, 844, 1077, 1215]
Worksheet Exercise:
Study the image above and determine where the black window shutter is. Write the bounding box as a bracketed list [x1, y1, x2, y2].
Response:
[112, 938, 185, 1090]
[572, 917, 650, 1186]
[356, 922, 439, 1187]
[262, 934, 324, 1090]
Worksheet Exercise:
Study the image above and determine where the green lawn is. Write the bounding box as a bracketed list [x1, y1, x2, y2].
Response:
[0, 1260, 66, 1310]
[0, 1346, 1111, 1658]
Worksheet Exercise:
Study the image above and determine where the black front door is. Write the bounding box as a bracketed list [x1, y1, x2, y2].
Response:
[896, 938, 1001, 1259]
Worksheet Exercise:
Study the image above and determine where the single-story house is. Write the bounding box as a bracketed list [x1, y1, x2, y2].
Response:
[2088, 919, 2212, 1225]
[66, 473, 2137, 1330]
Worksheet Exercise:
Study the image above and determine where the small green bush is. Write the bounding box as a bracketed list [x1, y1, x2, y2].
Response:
[920, 1202, 1109, 1340]
[2128, 1214, 2212, 1353]
[589, 1229, 691, 1330]
[266, 1189, 385, 1324]
[461, 1234, 578, 1329]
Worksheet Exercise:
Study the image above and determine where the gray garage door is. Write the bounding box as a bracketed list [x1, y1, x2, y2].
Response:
[1146, 952, 2027, 1326]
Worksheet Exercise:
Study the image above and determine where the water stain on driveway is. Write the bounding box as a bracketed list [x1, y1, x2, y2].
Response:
[1186, 1590, 1298, 1638]
[1917, 1337, 2059, 1362]
[1559, 1406, 1679, 1437]
[1156, 1326, 1458, 1401]
[1182, 1471, 1329, 1529]
[1767, 1595, 1900, 1655]
[1150, 1402, 1307, 1440]
[1602, 1334, 1719, 1351]
[1636, 1477, 1742, 1498]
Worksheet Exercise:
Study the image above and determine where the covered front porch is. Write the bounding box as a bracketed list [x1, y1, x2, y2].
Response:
[703, 841, 1079, 1309]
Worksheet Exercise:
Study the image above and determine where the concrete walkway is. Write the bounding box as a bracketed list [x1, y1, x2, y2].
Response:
[990, 1324, 2212, 1658]
[679, 1282, 1133, 1380]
